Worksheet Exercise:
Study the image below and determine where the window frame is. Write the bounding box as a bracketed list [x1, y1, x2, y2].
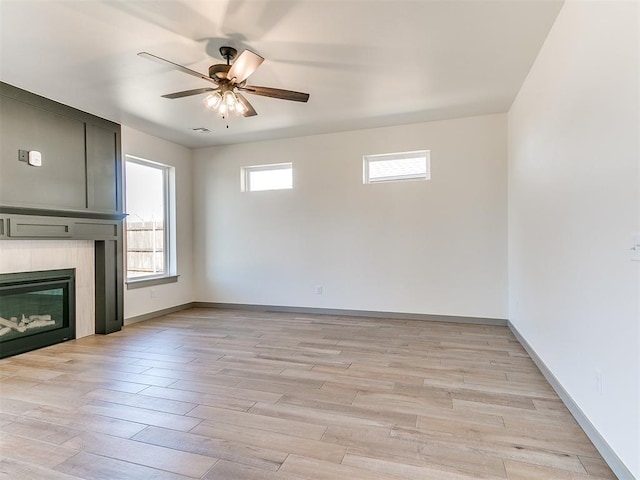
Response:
[363, 150, 430, 184]
[241, 162, 293, 192]
[124, 155, 176, 288]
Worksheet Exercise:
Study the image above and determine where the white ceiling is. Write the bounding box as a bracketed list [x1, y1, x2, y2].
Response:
[0, 0, 563, 148]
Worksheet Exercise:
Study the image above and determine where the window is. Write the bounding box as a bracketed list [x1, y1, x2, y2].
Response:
[242, 163, 293, 192]
[363, 150, 430, 184]
[125, 156, 175, 283]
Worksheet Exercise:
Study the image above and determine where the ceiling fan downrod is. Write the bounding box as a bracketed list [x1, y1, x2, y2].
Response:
[219, 46, 237, 65]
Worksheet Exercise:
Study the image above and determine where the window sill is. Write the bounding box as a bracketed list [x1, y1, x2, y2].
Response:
[126, 275, 179, 290]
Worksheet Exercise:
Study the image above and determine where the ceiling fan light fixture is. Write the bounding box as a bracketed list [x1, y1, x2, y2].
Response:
[223, 90, 237, 108]
[235, 101, 248, 114]
[203, 91, 222, 110]
[201, 89, 245, 117]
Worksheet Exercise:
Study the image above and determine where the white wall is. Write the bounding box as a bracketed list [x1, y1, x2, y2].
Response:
[193, 114, 507, 319]
[508, 1, 639, 477]
[121, 126, 194, 321]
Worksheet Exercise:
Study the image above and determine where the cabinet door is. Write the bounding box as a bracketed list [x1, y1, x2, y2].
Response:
[0, 96, 87, 210]
[86, 123, 120, 213]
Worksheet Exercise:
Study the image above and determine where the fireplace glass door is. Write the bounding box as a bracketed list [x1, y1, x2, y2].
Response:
[0, 269, 75, 358]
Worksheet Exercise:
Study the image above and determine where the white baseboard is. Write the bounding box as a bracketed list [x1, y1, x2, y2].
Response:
[123, 303, 194, 325]
[192, 302, 508, 326]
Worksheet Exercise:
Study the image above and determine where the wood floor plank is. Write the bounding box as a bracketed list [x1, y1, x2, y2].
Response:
[0, 308, 615, 479]
[0, 412, 15, 428]
[169, 379, 283, 404]
[503, 459, 602, 479]
[54, 451, 194, 480]
[280, 366, 400, 389]
[79, 400, 202, 431]
[83, 388, 197, 415]
[325, 425, 507, 477]
[139, 385, 256, 412]
[342, 452, 507, 480]
[132, 425, 288, 471]
[192, 421, 347, 463]
[186, 404, 327, 440]
[62, 431, 218, 477]
[315, 363, 433, 386]
[351, 390, 453, 413]
[1, 416, 82, 445]
[278, 454, 397, 480]
[578, 456, 618, 479]
[278, 393, 418, 427]
[0, 363, 66, 381]
[390, 425, 592, 474]
[0, 396, 42, 416]
[0, 458, 84, 480]
[466, 423, 600, 457]
[0, 431, 79, 468]
[203, 459, 305, 480]
[249, 401, 398, 429]
[36, 374, 152, 394]
[23, 404, 148, 438]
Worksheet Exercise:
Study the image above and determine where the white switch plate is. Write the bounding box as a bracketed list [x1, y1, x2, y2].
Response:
[28, 150, 42, 167]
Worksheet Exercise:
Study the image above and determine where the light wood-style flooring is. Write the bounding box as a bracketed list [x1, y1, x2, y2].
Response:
[0, 308, 616, 479]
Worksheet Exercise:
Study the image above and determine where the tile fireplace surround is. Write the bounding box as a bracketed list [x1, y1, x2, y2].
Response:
[0, 240, 95, 339]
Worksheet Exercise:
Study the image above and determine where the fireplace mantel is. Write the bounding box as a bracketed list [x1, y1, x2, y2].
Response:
[0, 208, 126, 240]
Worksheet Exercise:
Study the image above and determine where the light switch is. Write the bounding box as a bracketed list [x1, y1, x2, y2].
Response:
[28, 150, 42, 167]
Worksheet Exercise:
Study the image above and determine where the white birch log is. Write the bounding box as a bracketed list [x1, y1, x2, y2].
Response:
[24, 319, 55, 329]
[0, 316, 16, 328]
[0, 316, 26, 333]
[0, 326, 12, 336]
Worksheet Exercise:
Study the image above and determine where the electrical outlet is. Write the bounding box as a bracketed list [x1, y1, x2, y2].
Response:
[18, 150, 29, 162]
[631, 233, 640, 261]
[150, 289, 157, 299]
[315, 285, 323, 295]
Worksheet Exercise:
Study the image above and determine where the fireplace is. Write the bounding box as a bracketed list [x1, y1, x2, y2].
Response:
[0, 268, 75, 359]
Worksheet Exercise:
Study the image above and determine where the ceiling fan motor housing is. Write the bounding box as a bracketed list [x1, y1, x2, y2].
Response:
[209, 64, 231, 81]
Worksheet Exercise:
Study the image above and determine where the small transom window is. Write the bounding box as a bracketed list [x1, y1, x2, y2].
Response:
[242, 163, 293, 192]
[363, 150, 430, 184]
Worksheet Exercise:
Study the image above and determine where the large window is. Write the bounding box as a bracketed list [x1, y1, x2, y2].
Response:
[242, 163, 293, 192]
[125, 156, 174, 283]
[363, 150, 430, 184]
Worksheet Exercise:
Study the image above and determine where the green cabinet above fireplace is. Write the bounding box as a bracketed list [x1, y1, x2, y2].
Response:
[0, 82, 122, 215]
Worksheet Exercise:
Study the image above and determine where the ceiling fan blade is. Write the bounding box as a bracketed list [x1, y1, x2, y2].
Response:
[236, 92, 258, 117]
[226, 49, 264, 84]
[239, 85, 310, 103]
[138, 52, 217, 85]
[161, 87, 218, 99]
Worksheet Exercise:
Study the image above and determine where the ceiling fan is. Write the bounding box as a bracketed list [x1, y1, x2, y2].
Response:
[138, 46, 310, 118]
